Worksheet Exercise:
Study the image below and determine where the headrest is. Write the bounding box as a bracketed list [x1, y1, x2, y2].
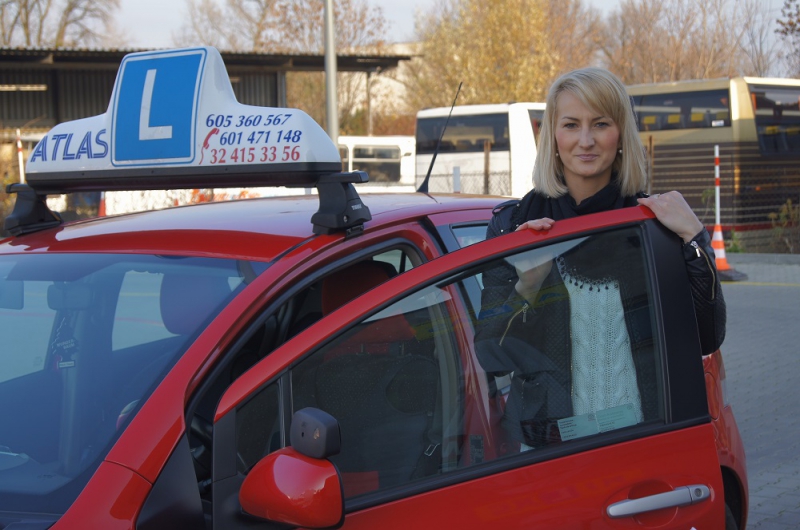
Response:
[160, 274, 232, 335]
[321, 260, 394, 316]
[321, 260, 415, 348]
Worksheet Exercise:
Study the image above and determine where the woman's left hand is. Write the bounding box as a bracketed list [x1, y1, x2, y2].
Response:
[637, 191, 705, 243]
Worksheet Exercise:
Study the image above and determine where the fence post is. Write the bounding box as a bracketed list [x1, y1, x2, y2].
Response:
[453, 166, 461, 193]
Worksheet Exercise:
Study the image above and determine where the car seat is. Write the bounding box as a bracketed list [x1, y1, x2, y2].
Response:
[293, 260, 440, 497]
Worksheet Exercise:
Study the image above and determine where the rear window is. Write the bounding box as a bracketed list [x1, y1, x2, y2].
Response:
[416, 113, 510, 154]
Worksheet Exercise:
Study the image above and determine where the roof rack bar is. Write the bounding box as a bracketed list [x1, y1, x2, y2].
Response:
[4, 183, 63, 236]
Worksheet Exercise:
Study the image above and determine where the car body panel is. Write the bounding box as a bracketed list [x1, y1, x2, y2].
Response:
[341, 425, 723, 528]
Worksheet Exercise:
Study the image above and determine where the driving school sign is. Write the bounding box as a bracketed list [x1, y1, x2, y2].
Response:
[25, 46, 341, 190]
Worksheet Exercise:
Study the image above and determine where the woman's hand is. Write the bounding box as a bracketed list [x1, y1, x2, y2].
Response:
[637, 191, 704, 243]
[516, 218, 555, 232]
[511, 218, 555, 301]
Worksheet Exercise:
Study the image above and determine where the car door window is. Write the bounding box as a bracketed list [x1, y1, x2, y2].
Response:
[273, 225, 665, 500]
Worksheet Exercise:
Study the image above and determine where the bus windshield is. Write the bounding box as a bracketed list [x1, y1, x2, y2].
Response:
[416, 113, 510, 155]
[748, 84, 800, 154]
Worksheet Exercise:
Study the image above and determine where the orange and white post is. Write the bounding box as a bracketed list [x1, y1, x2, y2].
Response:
[711, 145, 747, 281]
[16, 128, 26, 184]
[712, 145, 732, 271]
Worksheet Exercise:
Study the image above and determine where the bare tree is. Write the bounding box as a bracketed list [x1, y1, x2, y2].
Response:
[0, 0, 120, 47]
[601, 0, 778, 84]
[776, 0, 800, 76]
[738, 0, 779, 76]
[175, 0, 388, 134]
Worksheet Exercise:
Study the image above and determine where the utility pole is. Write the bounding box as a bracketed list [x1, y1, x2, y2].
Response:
[324, 0, 338, 143]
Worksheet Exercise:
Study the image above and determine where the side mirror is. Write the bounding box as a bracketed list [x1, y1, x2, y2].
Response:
[239, 408, 344, 529]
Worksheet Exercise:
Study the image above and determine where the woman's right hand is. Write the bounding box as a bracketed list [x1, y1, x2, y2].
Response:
[512, 218, 555, 301]
[516, 218, 555, 232]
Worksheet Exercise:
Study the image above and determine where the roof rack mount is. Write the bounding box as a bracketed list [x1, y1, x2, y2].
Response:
[4, 183, 63, 236]
[311, 171, 372, 237]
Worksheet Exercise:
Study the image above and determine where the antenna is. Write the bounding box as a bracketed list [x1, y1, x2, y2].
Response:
[416, 82, 462, 194]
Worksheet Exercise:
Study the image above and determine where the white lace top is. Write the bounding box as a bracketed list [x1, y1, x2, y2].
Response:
[558, 258, 643, 422]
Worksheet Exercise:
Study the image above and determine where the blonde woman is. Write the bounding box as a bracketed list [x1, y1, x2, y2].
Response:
[475, 67, 725, 448]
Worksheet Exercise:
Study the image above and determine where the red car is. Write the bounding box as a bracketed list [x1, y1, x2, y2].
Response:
[0, 47, 747, 529]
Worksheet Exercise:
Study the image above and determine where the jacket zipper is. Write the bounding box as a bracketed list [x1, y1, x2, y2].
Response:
[690, 241, 716, 300]
[499, 303, 529, 346]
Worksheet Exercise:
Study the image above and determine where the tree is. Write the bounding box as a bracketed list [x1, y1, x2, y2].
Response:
[402, 0, 600, 111]
[776, 0, 800, 76]
[738, 0, 780, 76]
[599, 0, 777, 84]
[175, 0, 389, 134]
[0, 0, 121, 47]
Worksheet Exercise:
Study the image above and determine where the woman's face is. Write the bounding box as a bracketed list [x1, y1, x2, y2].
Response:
[554, 91, 621, 190]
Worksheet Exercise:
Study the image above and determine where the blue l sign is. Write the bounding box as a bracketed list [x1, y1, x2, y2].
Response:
[112, 49, 206, 165]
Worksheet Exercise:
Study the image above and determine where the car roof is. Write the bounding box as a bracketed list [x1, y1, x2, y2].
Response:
[0, 193, 500, 262]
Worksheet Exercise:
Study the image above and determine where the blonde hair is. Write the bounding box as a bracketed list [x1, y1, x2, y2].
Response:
[532, 67, 647, 198]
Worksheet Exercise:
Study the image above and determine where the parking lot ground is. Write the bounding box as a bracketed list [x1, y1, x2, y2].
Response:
[722, 254, 800, 529]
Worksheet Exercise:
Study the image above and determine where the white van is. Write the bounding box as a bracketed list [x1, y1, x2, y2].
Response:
[415, 103, 545, 197]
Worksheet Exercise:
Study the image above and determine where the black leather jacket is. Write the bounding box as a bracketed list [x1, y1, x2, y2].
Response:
[483, 191, 726, 355]
[473, 191, 726, 446]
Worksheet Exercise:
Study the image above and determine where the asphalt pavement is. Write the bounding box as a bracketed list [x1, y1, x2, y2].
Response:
[720, 253, 800, 529]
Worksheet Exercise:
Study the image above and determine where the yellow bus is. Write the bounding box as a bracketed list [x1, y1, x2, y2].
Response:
[628, 77, 800, 252]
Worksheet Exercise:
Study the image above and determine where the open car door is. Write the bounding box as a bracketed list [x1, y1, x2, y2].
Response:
[210, 206, 725, 529]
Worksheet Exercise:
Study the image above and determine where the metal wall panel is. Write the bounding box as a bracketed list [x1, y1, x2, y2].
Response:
[0, 70, 55, 128]
[1, 67, 278, 129]
[230, 71, 278, 107]
[56, 70, 116, 122]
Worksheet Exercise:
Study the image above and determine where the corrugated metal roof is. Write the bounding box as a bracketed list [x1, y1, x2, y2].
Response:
[0, 46, 411, 72]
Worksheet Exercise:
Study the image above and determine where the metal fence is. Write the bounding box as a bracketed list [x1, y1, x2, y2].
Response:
[416, 170, 512, 197]
[648, 142, 800, 253]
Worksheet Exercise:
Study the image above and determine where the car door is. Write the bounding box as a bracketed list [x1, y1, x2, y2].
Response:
[211, 207, 725, 529]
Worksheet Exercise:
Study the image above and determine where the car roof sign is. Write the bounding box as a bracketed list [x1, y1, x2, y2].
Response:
[24, 47, 342, 193]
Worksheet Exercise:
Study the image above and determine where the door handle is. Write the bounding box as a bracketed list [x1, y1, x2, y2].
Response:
[607, 485, 711, 518]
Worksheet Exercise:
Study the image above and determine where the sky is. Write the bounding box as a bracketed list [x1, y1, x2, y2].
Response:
[119, 0, 786, 49]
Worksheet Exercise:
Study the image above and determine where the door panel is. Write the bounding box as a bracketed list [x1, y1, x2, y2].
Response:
[343, 425, 722, 529]
[215, 209, 724, 528]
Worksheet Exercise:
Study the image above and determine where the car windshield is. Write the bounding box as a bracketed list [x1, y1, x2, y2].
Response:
[0, 253, 260, 515]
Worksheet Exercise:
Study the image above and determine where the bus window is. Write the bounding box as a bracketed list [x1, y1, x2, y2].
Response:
[528, 109, 544, 145]
[748, 84, 800, 154]
[416, 113, 510, 155]
[352, 145, 402, 182]
[339, 146, 349, 172]
[634, 89, 730, 131]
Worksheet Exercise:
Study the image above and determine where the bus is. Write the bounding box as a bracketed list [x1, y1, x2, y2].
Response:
[628, 77, 800, 252]
[415, 103, 545, 198]
[337, 135, 416, 193]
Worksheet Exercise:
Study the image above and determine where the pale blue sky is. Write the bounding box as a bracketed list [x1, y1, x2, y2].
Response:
[119, 0, 786, 49]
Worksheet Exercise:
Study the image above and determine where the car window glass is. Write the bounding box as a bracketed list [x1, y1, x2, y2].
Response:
[0, 253, 250, 515]
[284, 247, 419, 340]
[0, 261, 54, 382]
[236, 382, 281, 473]
[113, 271, 174, 350]
[451, 225, 487, 248]
[112, 271, 246, 351]
[283, 225, 664, 499]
